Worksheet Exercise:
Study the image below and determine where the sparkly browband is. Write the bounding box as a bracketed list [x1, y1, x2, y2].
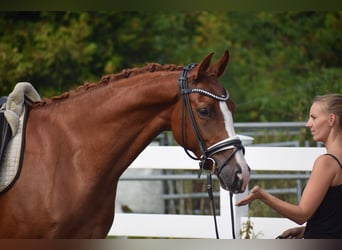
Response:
[180, 88, 229, 102]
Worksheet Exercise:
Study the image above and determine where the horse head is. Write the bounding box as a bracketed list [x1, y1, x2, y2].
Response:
[172, 50, 250, 193]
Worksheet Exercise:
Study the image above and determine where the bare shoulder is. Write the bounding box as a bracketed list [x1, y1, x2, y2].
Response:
[312, 154, 341, 178]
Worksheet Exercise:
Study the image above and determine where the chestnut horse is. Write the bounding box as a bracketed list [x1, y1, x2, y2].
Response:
[0, 50, 250, 238]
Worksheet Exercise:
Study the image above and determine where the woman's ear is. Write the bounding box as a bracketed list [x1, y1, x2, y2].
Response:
[329, 113, 336, 126]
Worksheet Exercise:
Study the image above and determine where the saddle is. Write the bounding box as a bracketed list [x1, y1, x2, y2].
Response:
[0, 82, 41, 194]
[0, 96, 11, 164]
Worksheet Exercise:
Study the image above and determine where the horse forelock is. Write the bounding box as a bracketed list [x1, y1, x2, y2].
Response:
[32, 63, 183, 107]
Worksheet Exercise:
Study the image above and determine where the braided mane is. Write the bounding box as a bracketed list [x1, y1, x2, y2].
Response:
[32, 63, 183, 107]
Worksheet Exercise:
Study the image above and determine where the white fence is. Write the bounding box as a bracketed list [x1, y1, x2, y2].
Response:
[109, 146, 325, 239]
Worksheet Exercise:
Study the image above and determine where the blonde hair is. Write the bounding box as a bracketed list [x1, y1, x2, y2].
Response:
[314, 93, 342, 128]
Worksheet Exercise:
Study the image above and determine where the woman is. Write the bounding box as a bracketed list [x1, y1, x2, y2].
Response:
[236, 93, 342, 239]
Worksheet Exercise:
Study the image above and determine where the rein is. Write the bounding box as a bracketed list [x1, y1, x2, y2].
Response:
[178, 64, 244, 239]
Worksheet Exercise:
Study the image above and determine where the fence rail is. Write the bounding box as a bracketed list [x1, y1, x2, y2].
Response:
[109, 145, 325, 239]
[119, 172, 310, 204]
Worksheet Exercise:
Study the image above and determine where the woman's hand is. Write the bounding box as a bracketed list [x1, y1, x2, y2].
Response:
[276, 226, 305, 239]
[236, 185, 262, 206]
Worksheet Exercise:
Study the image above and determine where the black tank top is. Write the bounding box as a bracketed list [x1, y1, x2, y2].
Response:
[304, 154, 342, 239]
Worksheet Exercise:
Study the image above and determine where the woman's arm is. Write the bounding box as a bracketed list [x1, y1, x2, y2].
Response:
[236, 155, 339, 224]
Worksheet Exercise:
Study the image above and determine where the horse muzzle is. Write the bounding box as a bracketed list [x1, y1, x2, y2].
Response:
[200, 137, 250, 193]
[217, 158, 251, 193]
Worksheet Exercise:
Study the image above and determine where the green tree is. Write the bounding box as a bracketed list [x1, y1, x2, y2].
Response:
[0, 12, 98, 95]
[0, 11, 340, 122]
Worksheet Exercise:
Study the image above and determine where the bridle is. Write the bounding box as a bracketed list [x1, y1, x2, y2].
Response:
[178, 63, 245, 239]
[178, 63, 245, 177]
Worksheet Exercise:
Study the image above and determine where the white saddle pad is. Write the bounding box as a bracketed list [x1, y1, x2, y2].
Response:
[0, 105, 27, 193]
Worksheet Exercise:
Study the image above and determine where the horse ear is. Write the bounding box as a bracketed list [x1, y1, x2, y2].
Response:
[189, 52, 214, 80]
[208, 50, 230, 78]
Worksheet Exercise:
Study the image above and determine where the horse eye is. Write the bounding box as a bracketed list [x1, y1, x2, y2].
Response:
[198, 107, 211, 118]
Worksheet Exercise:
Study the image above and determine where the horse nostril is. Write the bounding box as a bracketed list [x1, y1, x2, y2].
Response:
[235, 166, 242, 179]
[232, 169, 243, 193]
[236, 172, 242, 180]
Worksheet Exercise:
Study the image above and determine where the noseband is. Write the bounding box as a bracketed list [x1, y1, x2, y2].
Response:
[178, 63, 245, 175]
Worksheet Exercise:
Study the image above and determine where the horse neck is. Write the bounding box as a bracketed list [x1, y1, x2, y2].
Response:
[104, 72, 179, 145]
[31, 70, 180, 177]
